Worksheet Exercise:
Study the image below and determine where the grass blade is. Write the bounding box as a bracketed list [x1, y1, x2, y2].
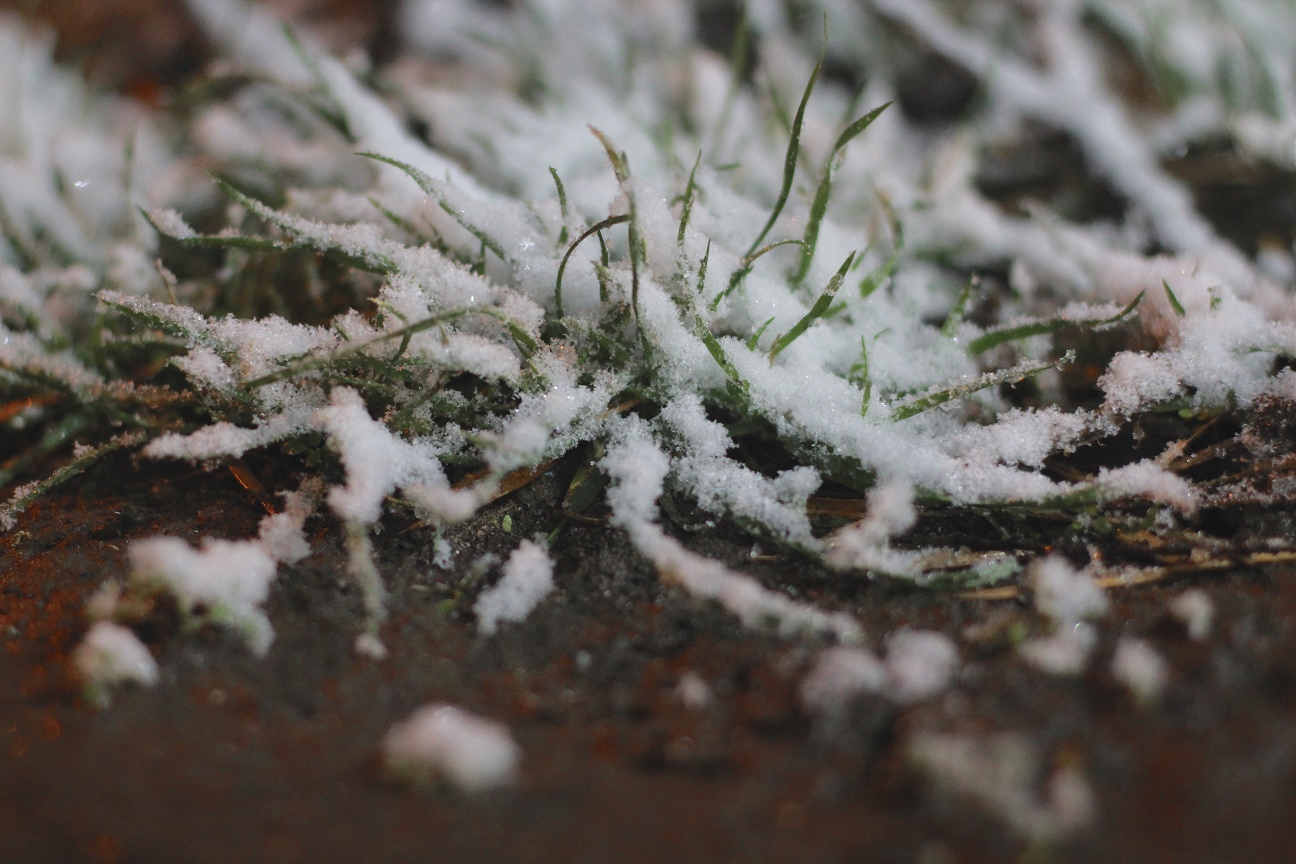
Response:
[677, 150, 702, 247]
[1163, 280, 1186, 317]
[357, 153, 511, 266]
[967, 291, 1144, 356]
[709, 238, 803, 311]
[743, 51, 824, 259]
[792, 101, 890, 287]
[891, 352, 1075, 421]
[549, 166, 570, 247]
[769, 251, 855, 360]
[555, 215, 629, 318]
[941, 275, 978, 337]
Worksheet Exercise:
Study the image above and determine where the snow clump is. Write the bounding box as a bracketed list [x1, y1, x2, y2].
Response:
[474, 539, 555, 634]
[1111, 637, 1170, 704]
[1019, 557, 1110, 676]
[73, 622, 159, 707]
[382, 704, 521, 793]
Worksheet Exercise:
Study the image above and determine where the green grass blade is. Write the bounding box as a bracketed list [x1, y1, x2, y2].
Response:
[710, 238, 804, 311]
[967, 291, 1144, 356]
[859, 220, 903, 299]
[891, 351, 1075, 421]
[769, 251, 855, 360]
[589, 128, 643, 326]
[848, 336, 872, 417]
[214, 179, 401, 273]
[744, 52, 824, 259]
[792, 101, 890, 287]
[1163, 280, 1186, 317]
[677, 150, 702, 247]
[746, 317, 775, 351]
[554, 214, 629, 318]
[941, 275, 978, 337]
[0, 430, 144, 530]
[357, 153, 511, 266]
[549, 166, 570, 246]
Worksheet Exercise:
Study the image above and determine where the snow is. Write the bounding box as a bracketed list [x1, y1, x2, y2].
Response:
[885, 629, 959, 703]
[675, 671, 714, 710]
[1030, 556, 1110, 625]
[1095, 461, 1198, 513]
[800, 646, 888, 714]
[910, 731, 1096, 844]
[73, 621, 159, 704]
[1170, 589, 1214, 641]
[315, 388, 448, 525]
[602, 427, 862, 642]
[1020, 623, 1099, 677]
[800, 630, 958, 713]
[1111, 637, 1169, 703]
[474, 540, 555, 634]
[382, 704, 520, 792]
[128, 537, 279, 656]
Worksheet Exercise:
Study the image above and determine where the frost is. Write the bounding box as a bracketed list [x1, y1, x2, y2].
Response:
[382, 704, 520, 792]
[474, 540, 555, 634]
[148, 208, 197, 240]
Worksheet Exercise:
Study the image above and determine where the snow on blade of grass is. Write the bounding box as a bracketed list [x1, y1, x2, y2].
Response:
[381, 704, 520, 793]
[315, 387, 448, 525]
[1094, 461, 1197, 513]
[602, 424, 862, 642]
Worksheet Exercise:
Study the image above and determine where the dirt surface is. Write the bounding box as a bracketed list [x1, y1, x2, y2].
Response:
[1, 453, 1296, 864]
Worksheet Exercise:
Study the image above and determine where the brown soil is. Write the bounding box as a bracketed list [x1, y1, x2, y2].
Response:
[3, 454, 1296, 864]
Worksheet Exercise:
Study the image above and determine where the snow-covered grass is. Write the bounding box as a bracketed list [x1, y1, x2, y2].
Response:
[2, 0, 1295, 668]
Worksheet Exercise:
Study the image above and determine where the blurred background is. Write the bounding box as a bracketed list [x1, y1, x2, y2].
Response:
[0, 0, 398, 100]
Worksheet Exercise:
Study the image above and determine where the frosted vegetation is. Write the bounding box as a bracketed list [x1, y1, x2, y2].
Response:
[3, 0, 1296, 660]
